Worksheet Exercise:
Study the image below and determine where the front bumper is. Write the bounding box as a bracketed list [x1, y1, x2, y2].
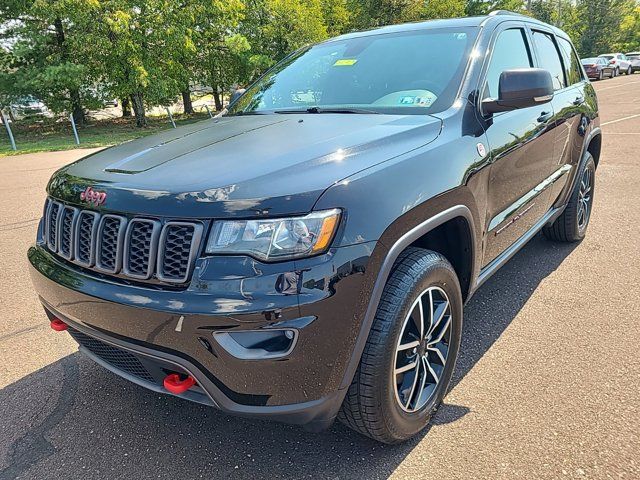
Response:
[28, 240, 380, 427]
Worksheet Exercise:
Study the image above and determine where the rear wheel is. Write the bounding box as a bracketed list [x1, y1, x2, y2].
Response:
[543, 153, 596, 243]
[626, 66, 633, 75]
[338, 248, 462, 444]
[598, 70, 604, 81]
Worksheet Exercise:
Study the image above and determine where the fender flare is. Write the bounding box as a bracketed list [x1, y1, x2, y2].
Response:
[583, 126, 602, 167]
[338, 204, 476, 391]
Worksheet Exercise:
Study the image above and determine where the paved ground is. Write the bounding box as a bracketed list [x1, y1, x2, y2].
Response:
[1, 75, 639, 480]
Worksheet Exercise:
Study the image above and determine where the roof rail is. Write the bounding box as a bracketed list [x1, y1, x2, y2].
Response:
[488, 10, 524, 16]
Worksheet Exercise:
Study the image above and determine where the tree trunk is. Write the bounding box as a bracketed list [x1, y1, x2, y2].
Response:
[130, 93, 147, 127]
[54, 17, 85, 126]
[182, 89, 194, 114]
[70, 90, 85, 126]
[212, 89, 223, 111]
[121, 98, 131, 117]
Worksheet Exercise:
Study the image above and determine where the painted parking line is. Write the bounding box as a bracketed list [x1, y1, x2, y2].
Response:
[601, 113, 640, 126]
[594, 80, 640, 92]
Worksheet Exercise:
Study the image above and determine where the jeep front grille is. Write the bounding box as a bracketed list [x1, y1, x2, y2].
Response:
[43, 198, 203, 284]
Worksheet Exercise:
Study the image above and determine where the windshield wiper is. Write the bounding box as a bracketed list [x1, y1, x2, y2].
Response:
[274, 106, 380, 115]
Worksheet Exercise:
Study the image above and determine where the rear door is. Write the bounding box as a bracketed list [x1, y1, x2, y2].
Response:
[480, 23, 558, 265]
[530, 30, 590, 206]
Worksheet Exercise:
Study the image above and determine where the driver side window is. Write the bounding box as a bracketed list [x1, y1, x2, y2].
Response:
[485, 28, 533, 100]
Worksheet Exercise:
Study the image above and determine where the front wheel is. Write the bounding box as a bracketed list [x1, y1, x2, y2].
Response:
[543, 153, 596, 243]
[338, 248, 462, 444]
[598, 70, 604, 81]
[626, 66, 633, 75]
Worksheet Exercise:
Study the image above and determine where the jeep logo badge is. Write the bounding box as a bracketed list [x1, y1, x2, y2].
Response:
[80, 186, 107, 207]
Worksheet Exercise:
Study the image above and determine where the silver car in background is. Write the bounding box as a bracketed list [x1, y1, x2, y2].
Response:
[599, 53, 633, 76]
[626, 52, 640, 73]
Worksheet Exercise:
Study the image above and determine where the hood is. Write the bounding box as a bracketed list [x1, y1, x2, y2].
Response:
[49, 113, 442, 218]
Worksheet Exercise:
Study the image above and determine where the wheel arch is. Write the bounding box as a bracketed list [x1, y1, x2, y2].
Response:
[338, 201, 479, 392]
[585, 129, 602, 168]
[408, 215, 474, 301]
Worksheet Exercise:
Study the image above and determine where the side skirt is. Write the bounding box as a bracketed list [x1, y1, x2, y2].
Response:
[474, 205, 564, 291]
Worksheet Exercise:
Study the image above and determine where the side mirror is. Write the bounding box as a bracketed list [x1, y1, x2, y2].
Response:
[482, 68, 554, 114]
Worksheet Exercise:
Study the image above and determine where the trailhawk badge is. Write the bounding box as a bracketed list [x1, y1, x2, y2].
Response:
[80, 186, 107, 207]
[476, 142, 487, 158]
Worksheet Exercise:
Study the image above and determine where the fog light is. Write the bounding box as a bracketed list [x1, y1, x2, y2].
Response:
[213, 329, 297, 360]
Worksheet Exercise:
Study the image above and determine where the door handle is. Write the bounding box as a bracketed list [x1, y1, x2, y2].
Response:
[537, 111, 552, 123]
[573, 96, 585, 106]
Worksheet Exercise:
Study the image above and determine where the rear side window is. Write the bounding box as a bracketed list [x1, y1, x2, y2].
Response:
[557, 37, 584, 85]
[532, 30, 566, 90]
[484, 28, 533, 99]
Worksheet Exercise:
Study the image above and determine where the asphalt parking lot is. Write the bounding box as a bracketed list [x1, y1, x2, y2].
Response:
[1, 75, 639, 480]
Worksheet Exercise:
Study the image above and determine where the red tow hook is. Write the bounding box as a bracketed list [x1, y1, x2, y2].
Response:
[50, 318, 68, 331]
[163, 373, 196, 395]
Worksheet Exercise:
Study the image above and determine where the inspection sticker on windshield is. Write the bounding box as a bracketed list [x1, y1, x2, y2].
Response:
[334, 59, 358, 66]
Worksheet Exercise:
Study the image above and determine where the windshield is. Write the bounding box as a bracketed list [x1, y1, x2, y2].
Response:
[599, 55, 614, 60]
[229, 27, 478, 116]
[581, 58, 598, 64]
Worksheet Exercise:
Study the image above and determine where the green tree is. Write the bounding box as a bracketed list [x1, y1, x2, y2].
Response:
[321, 0, 352, 36]
[466, 0, 526, 15]
[0, 0, 96, 124]
[574, 0, 629, 56]
[613, 1, 640, 52]
[423, 0, 466, 19]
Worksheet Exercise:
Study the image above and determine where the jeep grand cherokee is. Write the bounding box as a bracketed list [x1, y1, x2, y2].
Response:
[28, 11, 600, 444]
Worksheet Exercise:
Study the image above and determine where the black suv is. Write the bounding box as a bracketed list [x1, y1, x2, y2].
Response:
[29, 12, 599, 443]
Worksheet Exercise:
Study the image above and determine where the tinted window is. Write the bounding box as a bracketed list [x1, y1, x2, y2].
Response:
[229, 28, 478, 116]
[484, 28, 532, 99]
[532, 31, 566, 90]
[558, 37, 584, 85]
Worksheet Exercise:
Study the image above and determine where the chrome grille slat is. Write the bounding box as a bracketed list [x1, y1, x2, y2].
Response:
[123, 219, 161, 280]
[157, 222, 204, 283]
[46, 201, 62, 252]
[58, 206, 79, 260]
[95, 215, 126, 274]
[43, 198, 201, 284]
[74, 211, 99, 267]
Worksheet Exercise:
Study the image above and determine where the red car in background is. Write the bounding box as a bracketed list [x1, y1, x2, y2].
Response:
[581, 57, 615, 80]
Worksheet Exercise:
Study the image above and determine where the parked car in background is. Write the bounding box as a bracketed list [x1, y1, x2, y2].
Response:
[10, 96, 50, 119]
[598, 53, 633, 75]
[581, 57, 615, 80]
[626, 52, 640, 73]
[104, 99, 119, 108]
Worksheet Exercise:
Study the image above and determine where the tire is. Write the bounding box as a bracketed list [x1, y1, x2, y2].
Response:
[338, 248, 463, 444]
[598, 70, 604, 81]
[543, 153, 596, 243]
[615, 67, 620, 77]
[626, 66, 632, 75]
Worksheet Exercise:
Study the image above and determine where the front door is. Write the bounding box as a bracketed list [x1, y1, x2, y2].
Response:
[480, 24, 558, 265]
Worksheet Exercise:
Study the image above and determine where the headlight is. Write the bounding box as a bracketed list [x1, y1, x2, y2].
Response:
[205, 209, 341, 261]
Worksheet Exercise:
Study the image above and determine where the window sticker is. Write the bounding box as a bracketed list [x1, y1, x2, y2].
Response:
[415, 96, 434, 107]
[333, 59, 358, 66]
[399, 96, 415, 104]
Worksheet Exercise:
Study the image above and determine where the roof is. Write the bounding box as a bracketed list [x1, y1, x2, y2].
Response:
[324, 11, 566, 44]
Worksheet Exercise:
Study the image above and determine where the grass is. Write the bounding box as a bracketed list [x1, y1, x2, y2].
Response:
[0, 112, 213, 157]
